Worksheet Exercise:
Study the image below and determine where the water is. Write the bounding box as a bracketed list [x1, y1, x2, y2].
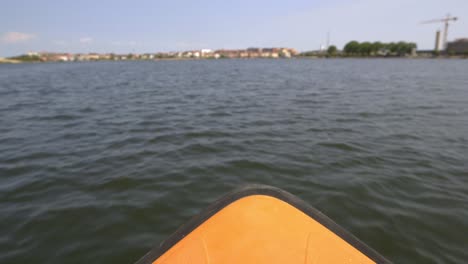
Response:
[0, 59, 467, 263]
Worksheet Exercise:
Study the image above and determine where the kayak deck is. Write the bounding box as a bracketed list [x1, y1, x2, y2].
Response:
[136, 185, 389, 264]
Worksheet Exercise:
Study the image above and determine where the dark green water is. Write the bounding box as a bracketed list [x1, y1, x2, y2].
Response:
[0, 59, 467, 263]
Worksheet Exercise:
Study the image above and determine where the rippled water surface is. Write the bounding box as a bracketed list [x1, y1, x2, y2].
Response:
[0, 59, 467, 263]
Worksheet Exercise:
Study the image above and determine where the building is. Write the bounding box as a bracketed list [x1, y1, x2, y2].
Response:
[447, 39, 468, 54]
[239, 51, 249, 58]
[435, 31, 441, 52]
[247, 47, 262, 53]
[214, 50, 240, 58]
[87, 53, 101, 60]
[201, 49, 213, 57]
[248, 52, 260, 58]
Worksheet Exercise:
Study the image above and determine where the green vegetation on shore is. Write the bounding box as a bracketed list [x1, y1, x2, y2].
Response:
[8, 54, 43, 62]
[327, 45, 338, 56]
[343, 41, 417, 56]
[299, 41, 419, 58]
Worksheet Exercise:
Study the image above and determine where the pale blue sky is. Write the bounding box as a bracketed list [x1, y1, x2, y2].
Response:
[1, 0, 467, 56]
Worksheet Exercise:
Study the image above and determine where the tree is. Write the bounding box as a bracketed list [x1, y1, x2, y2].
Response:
[360, 42, 372, 55]
[395, 41, 407, 55]
[387, 42, 397, 53]
[371, 42, 383, 55]
[408, 42, 417, 55]
[9, 54, 42, 62]
[391, 42, 417, 56]
[344, 41, 360, 55]
[298, 51, 317, 57]
[327, 45, 337, 56]
[343, 41, 418, 57]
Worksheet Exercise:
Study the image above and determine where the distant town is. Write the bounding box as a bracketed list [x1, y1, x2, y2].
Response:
[1, 48, 298, 63]
[1, 39, 468, 64]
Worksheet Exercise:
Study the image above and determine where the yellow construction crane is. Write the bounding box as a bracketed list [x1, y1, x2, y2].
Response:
[422, 14, 458, 50]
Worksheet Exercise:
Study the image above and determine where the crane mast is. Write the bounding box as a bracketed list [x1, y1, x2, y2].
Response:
[422, 14, 458, 50]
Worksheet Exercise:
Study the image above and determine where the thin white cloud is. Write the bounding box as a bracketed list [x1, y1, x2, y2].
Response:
[79, 37, 93, 44]
[1, 32, 36, 44]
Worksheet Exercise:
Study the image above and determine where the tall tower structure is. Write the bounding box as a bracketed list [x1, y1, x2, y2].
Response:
[435, 30, 441, 51]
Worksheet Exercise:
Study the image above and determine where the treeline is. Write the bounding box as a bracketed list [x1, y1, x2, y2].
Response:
[343, 41, 417, 56]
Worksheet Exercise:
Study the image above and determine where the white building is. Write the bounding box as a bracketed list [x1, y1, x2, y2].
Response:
[201, 49, 213, 56]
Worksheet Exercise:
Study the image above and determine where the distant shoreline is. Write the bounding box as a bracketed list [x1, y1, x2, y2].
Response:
[297, 55, 468, 59]
[2, 56, 467, 64]
[0, 58, 22, 64]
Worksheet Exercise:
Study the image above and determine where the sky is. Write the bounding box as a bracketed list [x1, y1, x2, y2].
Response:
[1, 0, 467, 56]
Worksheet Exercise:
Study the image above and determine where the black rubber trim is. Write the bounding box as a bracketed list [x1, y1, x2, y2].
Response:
[135, 184, 390, 264]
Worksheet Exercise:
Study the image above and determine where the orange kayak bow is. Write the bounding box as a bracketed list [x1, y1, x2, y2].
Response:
[136, 185, 389, 264]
